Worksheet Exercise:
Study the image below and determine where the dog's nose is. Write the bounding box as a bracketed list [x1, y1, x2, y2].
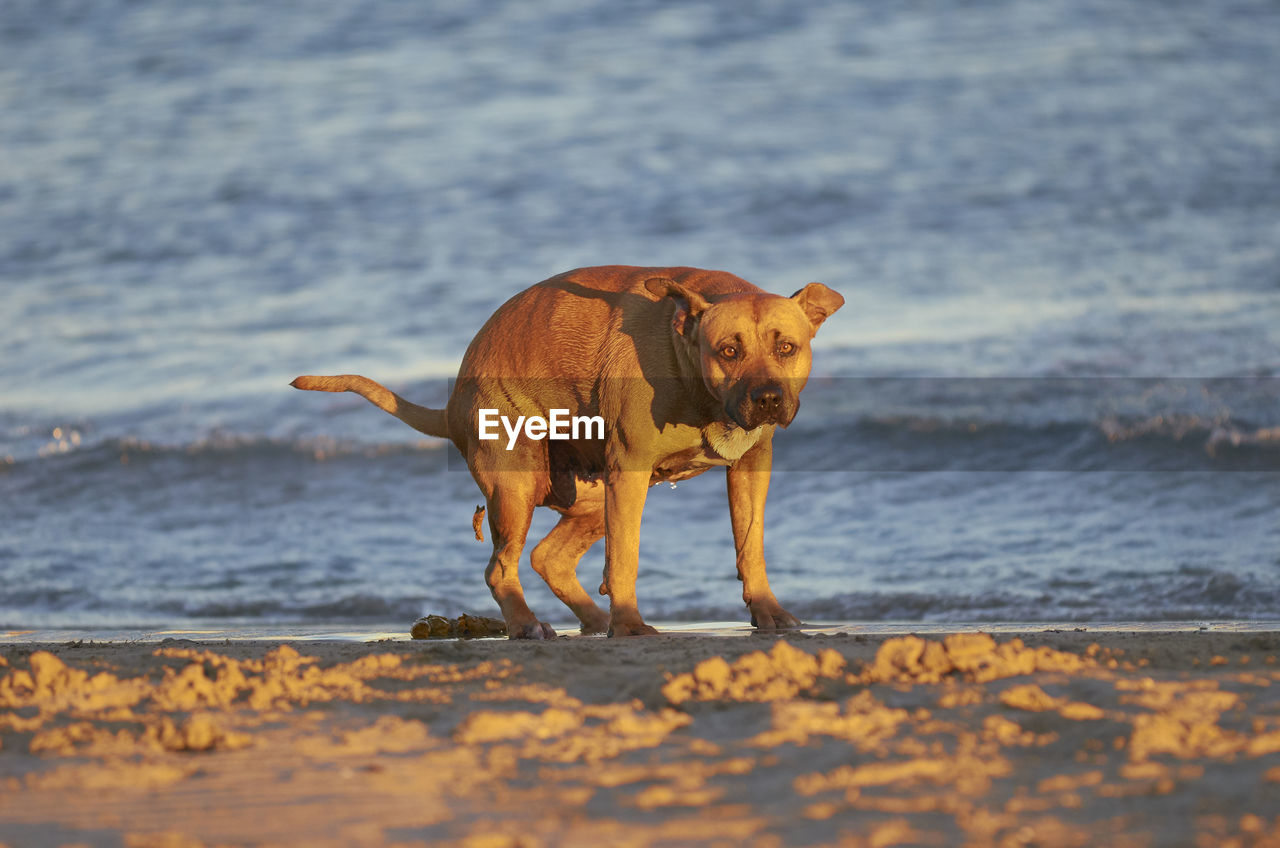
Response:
[751, 384, 783, 415]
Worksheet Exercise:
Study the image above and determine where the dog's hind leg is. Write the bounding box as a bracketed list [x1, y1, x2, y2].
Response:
[477, 477, 557, 640]
[531, 488, 610, 634]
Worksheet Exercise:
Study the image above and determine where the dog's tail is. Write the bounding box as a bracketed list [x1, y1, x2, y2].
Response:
[290, 374, 448, 439]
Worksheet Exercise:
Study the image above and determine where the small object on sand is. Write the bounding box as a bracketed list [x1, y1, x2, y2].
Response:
[455, 613, 507, 638]
[472, 505, 486, 542]
[411, 615, 454, 639]
[410, 613, 507, 639]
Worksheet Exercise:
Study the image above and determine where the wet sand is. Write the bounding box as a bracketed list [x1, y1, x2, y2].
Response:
[3, 629, 1280, 847]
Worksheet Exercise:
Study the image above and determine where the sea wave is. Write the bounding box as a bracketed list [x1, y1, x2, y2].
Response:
[664, 566, 1280, 624]
[2, 431, 450, 472]
[9, 568, 1277, 630]
[3, 413, 1276, 478]
[780, 413, 1280, 471]
[0, 594, 446, 631]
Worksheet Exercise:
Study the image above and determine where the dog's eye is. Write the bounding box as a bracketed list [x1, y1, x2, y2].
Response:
[777, 341, 796, 357]
[718, 345, 738, 360]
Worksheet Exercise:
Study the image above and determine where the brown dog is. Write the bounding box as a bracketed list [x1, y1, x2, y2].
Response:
[292, 266, 843, 638]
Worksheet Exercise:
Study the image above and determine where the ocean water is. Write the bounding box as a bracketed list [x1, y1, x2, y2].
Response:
[2, 0, 1279, 631]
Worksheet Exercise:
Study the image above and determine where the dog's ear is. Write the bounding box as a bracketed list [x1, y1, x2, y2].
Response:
[790, 283, 845, 335]
[644, 277, 710, 337]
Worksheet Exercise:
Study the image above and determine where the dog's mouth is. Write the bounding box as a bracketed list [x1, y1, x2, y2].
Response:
[727, 382, 798, 430]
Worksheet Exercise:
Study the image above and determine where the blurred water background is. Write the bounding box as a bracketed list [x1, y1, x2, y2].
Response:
[2, 0, 1278, 630]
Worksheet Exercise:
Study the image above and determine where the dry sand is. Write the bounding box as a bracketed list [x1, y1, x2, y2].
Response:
[3, 629, 1280, 847]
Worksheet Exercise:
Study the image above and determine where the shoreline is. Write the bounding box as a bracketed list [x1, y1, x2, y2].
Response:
[4, 629, 1280, 846]
[5, 619, 1280, 645]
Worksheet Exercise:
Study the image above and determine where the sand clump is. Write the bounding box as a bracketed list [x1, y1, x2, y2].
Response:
[456, 700, 692, 764]
[0, 645, 400, 719]
[28, 714, 250, 756]
[661, 640, 847, 704]
[0, 650, 152, 718]
[149, 645, 415, 710]
[1118, 678, 1280, 762]
[660, 633, 1098, 707]
[0, 644, 515, 766]
[147, 645, 517, 710]
[750, 691, 911, 748]
[999, 684, 1107, 721]
[861, 633, 1094, 684]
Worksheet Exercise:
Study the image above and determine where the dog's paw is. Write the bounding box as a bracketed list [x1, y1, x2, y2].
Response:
[748, 601, 803, 631]
[578, 608, 611, 635]
[607, 617, 660, 638]
[508, 621, 558, 640]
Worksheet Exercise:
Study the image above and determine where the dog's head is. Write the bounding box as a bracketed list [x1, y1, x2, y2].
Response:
[645, 277, 844, 430]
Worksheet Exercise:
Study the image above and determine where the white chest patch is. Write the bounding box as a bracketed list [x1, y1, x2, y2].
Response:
[703, 422, 765, 462]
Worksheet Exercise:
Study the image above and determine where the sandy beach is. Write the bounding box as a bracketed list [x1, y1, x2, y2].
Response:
[5, 2, 1280, 846]
[3, 629, 1280, 847]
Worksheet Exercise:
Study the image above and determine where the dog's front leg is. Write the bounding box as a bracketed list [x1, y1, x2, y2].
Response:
[727, 437, 802, 630]
[602, 468, 659, 637]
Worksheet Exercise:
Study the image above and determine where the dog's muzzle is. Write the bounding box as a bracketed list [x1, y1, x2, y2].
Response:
[730, 381, 798, 429]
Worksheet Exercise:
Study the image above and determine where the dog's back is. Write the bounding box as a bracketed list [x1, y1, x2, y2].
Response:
[456, 265, 761, 378]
